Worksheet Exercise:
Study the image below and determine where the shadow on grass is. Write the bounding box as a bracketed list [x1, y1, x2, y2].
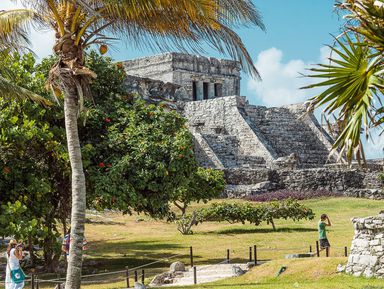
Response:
[84, 240, 232, 273]
[212, 227, 318, 235]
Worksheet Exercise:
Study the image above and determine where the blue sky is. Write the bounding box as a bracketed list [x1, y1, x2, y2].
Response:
[1, 0, 383, 158]
[109, 0, 343, 106]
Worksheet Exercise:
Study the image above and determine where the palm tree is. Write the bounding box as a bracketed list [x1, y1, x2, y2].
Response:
[305, 0, 384, 162]
[14, 1, 264, 288]
[0, 9, 50, 105]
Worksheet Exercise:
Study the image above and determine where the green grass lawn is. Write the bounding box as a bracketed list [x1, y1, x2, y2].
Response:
[84, 197, 383, 267]
[35, 197, 384, 288]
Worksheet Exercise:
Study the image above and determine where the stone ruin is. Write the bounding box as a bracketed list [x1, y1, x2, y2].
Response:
[123, 52, 384, 199]
[346, 212, 384, 278]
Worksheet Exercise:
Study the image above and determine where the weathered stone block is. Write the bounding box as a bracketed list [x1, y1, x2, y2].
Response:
[346, 213, 384, 279]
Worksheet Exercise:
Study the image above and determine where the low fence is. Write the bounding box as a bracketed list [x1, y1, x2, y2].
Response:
[1, 242, 351, 288]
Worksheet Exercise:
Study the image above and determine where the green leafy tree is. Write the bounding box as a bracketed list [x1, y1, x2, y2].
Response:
[172, 168, 225, 235]
[0, 52, 71, 271]
[12, 1, 264, 285]
[305, 0, 384, 161]
[81, 51, 226, 225]
[173, 168, 226, 216]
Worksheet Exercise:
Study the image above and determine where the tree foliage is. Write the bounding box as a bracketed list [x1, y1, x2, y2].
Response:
[173, 167, 226, 216]
[198, 200, 315, 231]
[81, 52, 225, 218]
[0, 53, 70, 271]
[305, 0, 384, 162]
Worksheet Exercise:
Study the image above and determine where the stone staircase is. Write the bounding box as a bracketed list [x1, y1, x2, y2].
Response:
[245, 105, 330, 168]
[184, 96, 334, 171]
[160, 263, 249, 287]
[202, 134, 266, 169]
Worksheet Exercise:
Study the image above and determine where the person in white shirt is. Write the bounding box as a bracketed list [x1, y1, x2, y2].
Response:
[5, 239, 25, 289]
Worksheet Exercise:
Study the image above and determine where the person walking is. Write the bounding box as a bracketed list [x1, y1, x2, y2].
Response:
[318, 214, 332, 255]
[5, 239, 25, 289]
[61, 228, 88, 257]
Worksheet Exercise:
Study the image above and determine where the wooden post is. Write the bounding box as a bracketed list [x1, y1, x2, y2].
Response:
[57, 281, 62, 289]
[190, 246, 194, 268]
[316, 241, 320, 257]
[31, 274, 35, 289]
[125, 266, 130, 288]
[35, 276, 39, 289]
[141, 269, 145, 284]
[249, 246, 252, 262]
[309, 245, 312, 253]
[326, 247, 329, 257]
[344, 246, 348, 257]
[227, 249, 230, 263]
[254, 245, 257, 265]
[193, 266, 197, 284]
[134, 270, 138, 282]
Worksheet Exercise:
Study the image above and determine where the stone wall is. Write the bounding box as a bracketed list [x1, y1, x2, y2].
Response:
[346, 213, 384, 278]
[123, 52, 241, 101]
[123, 75, 189, 108]
[223, 167, 384, 199]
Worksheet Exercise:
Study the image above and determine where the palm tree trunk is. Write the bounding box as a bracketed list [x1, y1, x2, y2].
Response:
[61, 71, 86, 289]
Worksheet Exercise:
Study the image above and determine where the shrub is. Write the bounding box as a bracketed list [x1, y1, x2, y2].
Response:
[247, 190, 342, 202]
[175, 211, 205, 235]
[198, 199, 315, 231]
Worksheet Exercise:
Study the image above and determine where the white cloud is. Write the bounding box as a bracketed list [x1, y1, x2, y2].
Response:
[1, 0, 54, 59]
[247, 47, 330, 107]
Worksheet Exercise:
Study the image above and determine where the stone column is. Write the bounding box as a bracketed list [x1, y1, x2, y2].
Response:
[208, 82, 215, 99]
[196, 81, 203, 100]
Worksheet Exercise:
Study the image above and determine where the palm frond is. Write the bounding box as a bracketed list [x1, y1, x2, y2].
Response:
[338, 0, 384, 51]
[103, 0, 264, 79]
[303, 35, 384, 161]
[0, 75, 52, 107]
[0, 9, 34, 51]
[22, 0, 264, 79]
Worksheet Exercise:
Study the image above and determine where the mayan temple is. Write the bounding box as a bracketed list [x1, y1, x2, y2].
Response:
[123, 52, 383, 198]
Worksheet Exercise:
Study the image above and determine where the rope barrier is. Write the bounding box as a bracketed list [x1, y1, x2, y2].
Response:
[21, 252, 185, 284]
[0, 243, 349, 287]
[128, 253, 184, 272]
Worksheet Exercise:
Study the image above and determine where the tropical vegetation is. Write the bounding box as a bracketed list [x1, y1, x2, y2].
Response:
[198, 200, 315, 231]
[0, 8, 50, 105]
[2, 1, 264, 287]
[305, 0, 384, 161]
[0, 51, 225, 272]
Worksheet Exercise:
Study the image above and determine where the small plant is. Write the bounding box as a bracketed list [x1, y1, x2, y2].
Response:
[378, 172, 384, 184]
[175, 211, 204, 235]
